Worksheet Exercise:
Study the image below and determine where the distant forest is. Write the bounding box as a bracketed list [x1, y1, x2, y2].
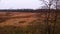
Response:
[0, 9, 60, 12]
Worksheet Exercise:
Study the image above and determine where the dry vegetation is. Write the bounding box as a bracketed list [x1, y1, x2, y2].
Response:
[0, 10, 60, 34]
[0, 12, 38, 27]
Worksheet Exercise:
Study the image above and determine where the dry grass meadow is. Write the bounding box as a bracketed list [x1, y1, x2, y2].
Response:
[0, 11, 60, 34]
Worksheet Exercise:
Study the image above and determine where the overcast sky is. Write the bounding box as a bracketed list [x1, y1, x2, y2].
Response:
[0, 0, 43, 9]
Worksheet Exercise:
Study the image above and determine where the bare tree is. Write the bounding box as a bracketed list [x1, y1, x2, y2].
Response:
[39, 0, 56, 34]
[40, 0, 55, 9]
[39, 0, 60, 34]
[52, 0, 59, 34]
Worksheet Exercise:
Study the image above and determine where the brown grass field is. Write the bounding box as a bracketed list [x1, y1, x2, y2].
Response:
[0, 12, 38, 27]
[0, 11, 60, 34]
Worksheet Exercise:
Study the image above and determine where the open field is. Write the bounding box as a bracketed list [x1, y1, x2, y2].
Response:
[0, 12, 46, 27]
[0, 11, 60, 34]
[0, 12, 38, 27]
